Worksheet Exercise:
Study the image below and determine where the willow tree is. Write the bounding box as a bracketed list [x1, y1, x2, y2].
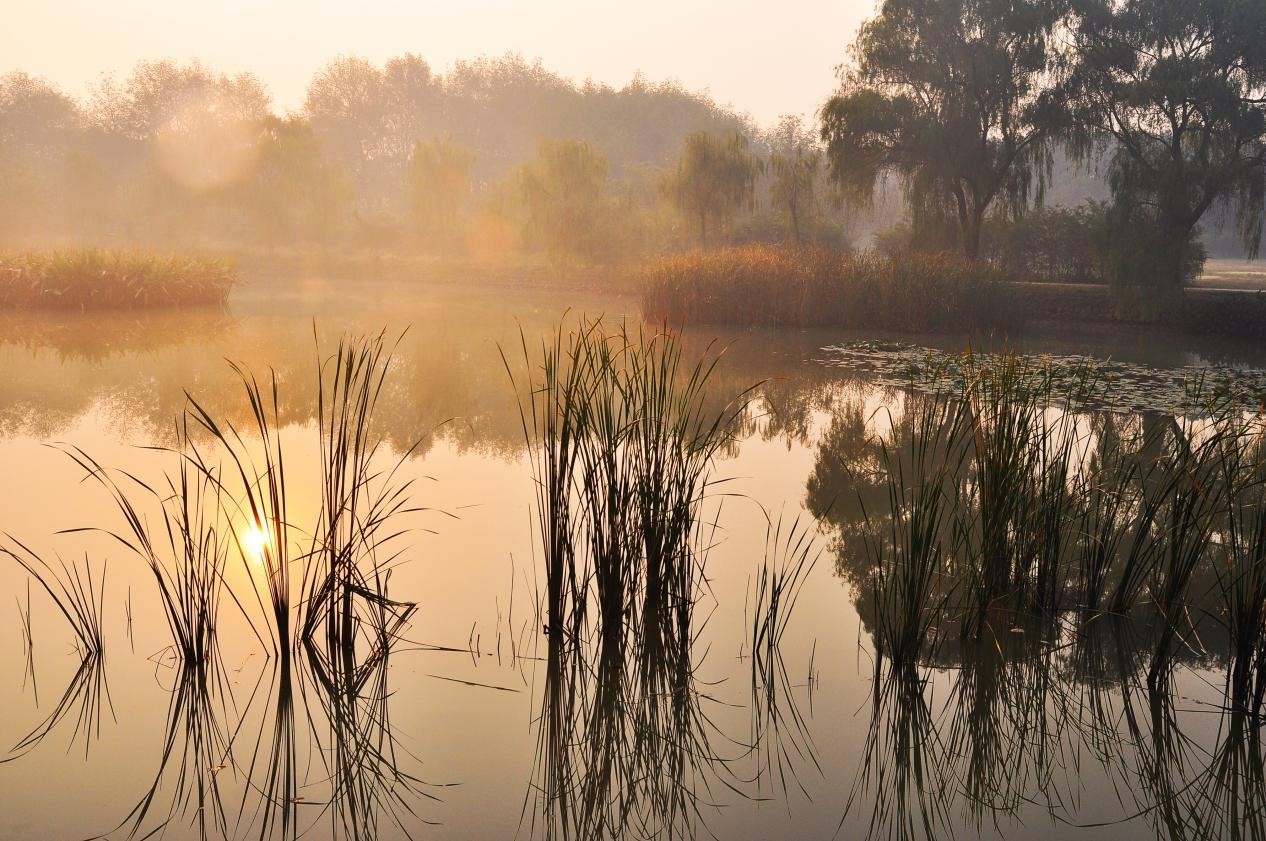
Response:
[409, 135, 474, 246]
[820, 0, 1071, 259]
[769, 116, 823, 244]
[1069, 0, 1266, 296]
[518, 138, 610, 264]
[662, 130, 759, 248]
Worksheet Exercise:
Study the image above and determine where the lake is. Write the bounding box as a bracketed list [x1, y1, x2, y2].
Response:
[1, 270, 1265, 841]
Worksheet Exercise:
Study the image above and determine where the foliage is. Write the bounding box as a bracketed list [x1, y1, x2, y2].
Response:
[661, 130, 760, 247]
[0, 250, 236, 309]
[768, 116, 824, 244]
[640, 245, 1021, 331]
[984, 202, 1108, 283]
[821, 0, 1072, 259]
[1068, 0, 1266, 294]
[408, 135, 473, 248]
[517, 139, 612, 264]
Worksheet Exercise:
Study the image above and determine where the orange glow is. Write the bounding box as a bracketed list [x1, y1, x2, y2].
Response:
[240, 523, 272, 565]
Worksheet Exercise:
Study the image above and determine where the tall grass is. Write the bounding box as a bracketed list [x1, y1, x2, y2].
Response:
[0, 250, 236, 310]
[847, 348, 1266, 705]
[300, 332, 426, 674]
[640, 246, 1022, 331]
[508, 317, 755, 839]
[60, 419, 232, 665]
[0, 536, 106, 659]
[505, 316, 753, 645]
[0, 538, 110, 760]
[749, 513, 822, 802]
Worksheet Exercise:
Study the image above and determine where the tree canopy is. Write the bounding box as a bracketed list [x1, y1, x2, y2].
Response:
[661, 130, 760, 247]
[821, 0, 1072, 258]
[1068, 0, 1266, 292]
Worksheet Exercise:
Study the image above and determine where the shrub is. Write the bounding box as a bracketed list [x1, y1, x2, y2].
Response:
[0, 250, 237, 310]
[640, 245, 1022, 331]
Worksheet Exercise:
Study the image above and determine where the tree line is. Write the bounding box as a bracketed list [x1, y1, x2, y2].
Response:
[0, 54, 849, 264]
[822, 0, 1266, 300]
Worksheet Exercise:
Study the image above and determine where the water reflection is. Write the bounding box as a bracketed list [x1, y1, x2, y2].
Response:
[7, 278, 1266, 839]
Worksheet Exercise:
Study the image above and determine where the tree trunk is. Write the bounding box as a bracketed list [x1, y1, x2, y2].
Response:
[699, 210, 708, 249]
[790, 202, 801, 244]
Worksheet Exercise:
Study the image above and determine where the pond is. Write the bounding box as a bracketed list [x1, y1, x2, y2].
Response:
[1, 271, 1265, 841]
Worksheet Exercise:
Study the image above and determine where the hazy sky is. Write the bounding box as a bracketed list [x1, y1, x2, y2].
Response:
[3, 0, 872, 126]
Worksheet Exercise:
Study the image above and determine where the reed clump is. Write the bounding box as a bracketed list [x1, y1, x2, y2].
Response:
[851, 348, 1266, 711]
[507, 317, 755, 839]
[0, 250, 236, 310]
[640, 245, 1021, 332]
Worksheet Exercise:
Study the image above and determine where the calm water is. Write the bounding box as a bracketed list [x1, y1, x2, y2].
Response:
[1, 272, 1265, 841]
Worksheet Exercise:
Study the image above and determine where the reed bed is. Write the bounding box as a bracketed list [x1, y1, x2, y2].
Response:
[640, 246, 1021, 332]
[847, 348, 1266, 713]
[0, 250, 237, 310]
[507, 317, 755, 839]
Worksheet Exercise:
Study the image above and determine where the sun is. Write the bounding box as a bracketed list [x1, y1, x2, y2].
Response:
[240, 524, 272, 565]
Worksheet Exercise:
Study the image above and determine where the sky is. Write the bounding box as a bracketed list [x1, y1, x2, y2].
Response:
[2, 0, 872, 127]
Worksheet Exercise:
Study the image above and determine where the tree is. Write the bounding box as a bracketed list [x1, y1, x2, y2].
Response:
[820, 0, 1071, 259]
[1068, 0, 1266, 296]
[304, 55, 442, 211]
[517, 139, 610, 264]
[409, 136, 474, 246]
[661, 130, 759, 247]
[768, 116, 823, 244]
[0, 73, 83, 236]
[243, 115, 351, 246]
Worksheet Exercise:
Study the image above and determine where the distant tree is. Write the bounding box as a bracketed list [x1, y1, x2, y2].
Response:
[820, 0, 1072, 259]
[90, 60, 269, 142]
[409, 136, 474, 246]
[768, 116, 823, 244]
[1068, 0, 1266, 297]
[0, 72, 83, 236]
[244, 116, 351, 246]
[662, 130, 759, 247]
[518, 138, 610, 263]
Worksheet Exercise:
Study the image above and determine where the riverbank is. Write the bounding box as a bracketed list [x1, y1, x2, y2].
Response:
[639, 246, 1266, 339]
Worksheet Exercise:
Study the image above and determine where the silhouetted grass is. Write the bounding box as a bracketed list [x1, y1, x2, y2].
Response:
[749, 513, 822, 803]
[845, 348, 1266, 701]
[640, 246, 1022, 331]
[61, 419, 233, 665]
[508, 316, 755, 839]
[0, 250, 236, 310]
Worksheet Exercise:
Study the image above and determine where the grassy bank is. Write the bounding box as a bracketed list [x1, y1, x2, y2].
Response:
[0, 251, 237, 310]
[640, 246, 1022, 331]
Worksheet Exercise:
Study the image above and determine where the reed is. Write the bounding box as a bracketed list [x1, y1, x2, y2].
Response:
[749, 513, 821, 802]
[848, 346, 1266, 690]
[509, 316, 753, 839]
[0, 536, 106, 659]
[864, 393, 967, 665]
[505, 316, 752, 645]
[60, 418, 233, 664]
[186, 366, 295, 662]
[640, 245, 1021, 332]
[299, 331, 425, 669]
[0, 250, 236, 310]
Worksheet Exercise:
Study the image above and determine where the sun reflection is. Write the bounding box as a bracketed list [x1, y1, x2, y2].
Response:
[240, 523, 272, 565]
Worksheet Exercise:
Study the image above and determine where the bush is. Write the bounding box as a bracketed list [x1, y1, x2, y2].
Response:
[640, 245, 1022, 331]
[983, 203, 1107, 284]
[0, 250, 237, 310]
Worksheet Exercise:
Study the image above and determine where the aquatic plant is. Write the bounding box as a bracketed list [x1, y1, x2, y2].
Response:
[640, 246, 1021, 332]
[0, 250, 236, 310]
[509, 316, 754, 839]
[60, 418, 231, 665]
[749, 513, 822, 802]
